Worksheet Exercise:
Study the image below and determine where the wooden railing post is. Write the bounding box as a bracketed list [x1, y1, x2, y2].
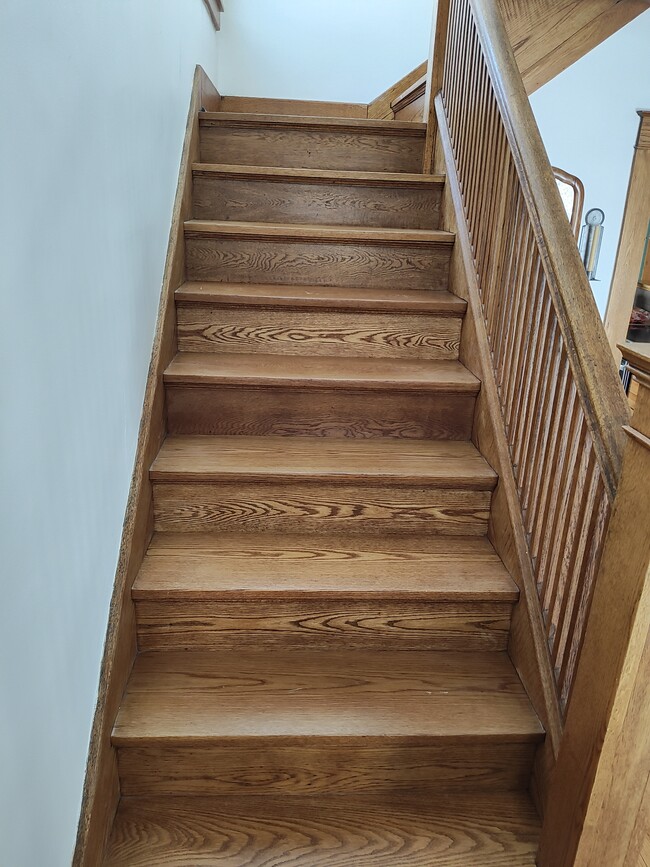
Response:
[423, 0, 451, 172]
[538, 346, 650, 867]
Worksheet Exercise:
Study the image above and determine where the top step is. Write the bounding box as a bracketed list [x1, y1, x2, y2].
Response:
[200, 112, 427, 174]
[218, 95, 370, 118]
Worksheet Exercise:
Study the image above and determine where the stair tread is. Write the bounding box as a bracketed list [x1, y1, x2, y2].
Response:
[193, 162, 445, 186]
[200, 111, 427, 133]
[150, 436, 497, 487]
[104, 792, 540, 866]
[184, 219, 455, 245]
[164, 352, 480, 392]
[133, 533, 518, 600]
[175, 281, 466, 313]
[112, 649, 544, 744]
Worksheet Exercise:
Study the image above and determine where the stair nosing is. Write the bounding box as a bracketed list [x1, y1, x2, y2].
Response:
[175, 282, 467, 316]
[192, 162, 445, 188]
[184, 219, 455, 247]
[111, 649, 545, 746]
[149, 436, 498, 489]
[199, 111, 427, 135]
[163, 353, 480, 395]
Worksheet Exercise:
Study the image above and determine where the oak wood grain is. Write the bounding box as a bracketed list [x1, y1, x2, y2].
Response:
[135, 599, 513, 651]
[135, 532, 518, 599]
[175, 281, 467, 314]
[113, 649, 544, 743]
[104, 792, 540, 865]
[149, 435, 497, 487]
[152, 482, 492, 535]
[192, 166, 442, 229]
[164, 352, 476, 388]
[166, 385, 476, 439]
[200, 116, 426, 173]
[185, 235, 452, 290]
[116, 741, 537, 797]
[183, 220, 454, 290]
[176, 304, 462, 358]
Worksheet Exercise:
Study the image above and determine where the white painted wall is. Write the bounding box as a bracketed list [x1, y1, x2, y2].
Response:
[216, 0, 435, 103]
[0, 3, 220, 866]
[531, 10, 650, 314]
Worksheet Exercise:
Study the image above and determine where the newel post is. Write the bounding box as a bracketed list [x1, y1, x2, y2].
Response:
[422, 0, 451, 173]
[538, 347, 650, 866]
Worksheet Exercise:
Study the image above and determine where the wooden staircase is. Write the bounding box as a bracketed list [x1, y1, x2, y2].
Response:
[103, 109, 544, 864]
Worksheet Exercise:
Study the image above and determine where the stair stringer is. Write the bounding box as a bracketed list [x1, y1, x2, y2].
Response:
[72, 66, 221, 867]
[434, 96, 563, 815]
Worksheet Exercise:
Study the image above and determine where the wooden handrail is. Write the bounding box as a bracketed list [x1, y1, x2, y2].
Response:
[431, 0, 631, 716]
[552, 166, 584, 239]
[469, 0, 629, 499]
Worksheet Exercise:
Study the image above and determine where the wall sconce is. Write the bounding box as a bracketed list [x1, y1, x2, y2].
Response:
[579, 208, 605, 280]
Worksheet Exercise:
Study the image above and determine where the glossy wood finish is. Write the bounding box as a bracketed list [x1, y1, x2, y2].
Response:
[184, 220, 454, 290]
[150, 435, 497, 487]
[175, 281, 467, 314]
[113, 649, 543, 742]
[72, 67, 221, 867]
[538, 349, 650, 866]
[176, 303, 462, 359]
[134, 532, 517, 652]
[192, 163, 443, 229]
[437, 0, 629, 712]
[437, 117, 563, 791]
[199, 113, 426, 173]
[104, 792, 540, 866]
[96, 80, 552, 860]
[113, 650, 543, 796]
[164, 353, 478, 438]
[150, 436, 496, 535]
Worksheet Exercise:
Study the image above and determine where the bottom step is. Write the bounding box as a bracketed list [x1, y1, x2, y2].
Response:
[104, 793, 540, 866]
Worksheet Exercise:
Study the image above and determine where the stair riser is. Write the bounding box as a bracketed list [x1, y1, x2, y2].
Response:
[192, 173, 442, 230]
[200, 125, 425, 173]
[185, 234, 452, 291]
[117, 741, 536, 796]
[165, 385, 476, 439]
[176, 305, 462, 360]
[135, 600, 513, 651]
[152, 482, 492, 535]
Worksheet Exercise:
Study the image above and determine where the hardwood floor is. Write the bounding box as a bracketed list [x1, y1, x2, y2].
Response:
[102, 101, 544, 863]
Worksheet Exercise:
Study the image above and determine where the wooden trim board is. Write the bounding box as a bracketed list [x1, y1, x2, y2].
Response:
[604, 111, 650, 364]
[202, 0, 223, 30]
[435, 94, 562, 813]
[368, 61, 427, 120]
[71, 65, 220, 867]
